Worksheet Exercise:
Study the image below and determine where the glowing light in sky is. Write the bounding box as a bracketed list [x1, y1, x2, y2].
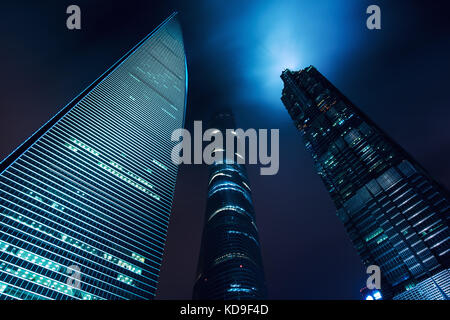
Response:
[218, 0, 362, 114]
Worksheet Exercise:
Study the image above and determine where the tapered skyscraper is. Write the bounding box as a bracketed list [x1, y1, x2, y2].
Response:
[193, 111, 267, 300]
[0, 13, 187, 300]
[281, 66, 449, 300]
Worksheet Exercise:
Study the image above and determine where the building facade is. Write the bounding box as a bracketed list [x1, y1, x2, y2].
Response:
[281, 66, 449, 299]
[193, 111, 267, 299]
[0, 13, 187, 299]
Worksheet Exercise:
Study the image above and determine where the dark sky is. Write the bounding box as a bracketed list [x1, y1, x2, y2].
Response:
[0, 0, 449, 299]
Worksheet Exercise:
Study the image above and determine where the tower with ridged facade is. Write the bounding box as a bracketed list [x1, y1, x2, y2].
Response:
[281, 66, 449, 300]
[0, 13, 187, 300]
[193, 111, 267, 300]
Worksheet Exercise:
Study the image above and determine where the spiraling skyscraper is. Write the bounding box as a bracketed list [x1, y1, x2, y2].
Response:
[281, 66, 449, 300]
[193, 111, 267, 300]
[0, 13, 187, 300]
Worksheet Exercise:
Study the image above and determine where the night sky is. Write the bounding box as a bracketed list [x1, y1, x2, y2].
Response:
[1, 0, 449, 299]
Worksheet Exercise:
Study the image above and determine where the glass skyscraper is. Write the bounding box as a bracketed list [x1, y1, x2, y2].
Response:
[281, 66, 449, 300]
[0, 13, 187, 300]
[193, 111, 267, 300]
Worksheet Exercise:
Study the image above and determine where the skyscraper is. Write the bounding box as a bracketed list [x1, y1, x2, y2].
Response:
[0, 13, 187, 300]
[281, 66, 449, 300]
[193, 111, 267, 300]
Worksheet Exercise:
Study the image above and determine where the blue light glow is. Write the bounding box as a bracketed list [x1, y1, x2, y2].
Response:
[216, 0, 363, 114]
[373, 291, 382, 300]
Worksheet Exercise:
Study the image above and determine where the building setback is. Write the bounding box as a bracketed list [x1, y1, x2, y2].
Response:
[281, 66, 449, 300]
